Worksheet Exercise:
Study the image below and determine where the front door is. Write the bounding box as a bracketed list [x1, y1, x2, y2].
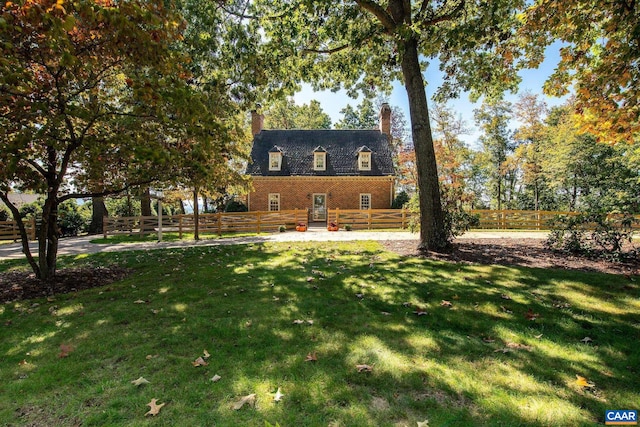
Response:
[312, 194, 327, 221]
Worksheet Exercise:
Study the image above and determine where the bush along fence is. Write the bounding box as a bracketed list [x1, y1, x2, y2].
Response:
[0, 219, 36, 241]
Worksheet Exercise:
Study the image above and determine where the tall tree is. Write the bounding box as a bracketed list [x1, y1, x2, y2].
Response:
[335, 98, 378, 130]
[0, 0, 194, 279]
[513, 92, 548, 210]
[263, 98, 332, 129]
[474, 99, 514, 210]
[251, 0, 527, 250]
[520, 0, 640, 143]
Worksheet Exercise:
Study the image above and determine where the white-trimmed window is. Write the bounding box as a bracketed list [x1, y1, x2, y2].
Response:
[269, 152, 282, 171]
[314, 152, 326, 171]
[360, 193, 371, 210]
[358, 152, 371, 171]
[268, 193, 280, 211]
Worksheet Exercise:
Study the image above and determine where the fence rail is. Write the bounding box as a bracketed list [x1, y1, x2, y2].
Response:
[102, 209, 640, 238]
[0, 219, 36, 241]
[469, 209, 640, 230]
[328, 209, 410, 230]
[103, 210, 308, 238]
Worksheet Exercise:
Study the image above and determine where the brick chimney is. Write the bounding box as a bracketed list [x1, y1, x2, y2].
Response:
[379, 103, 391, 136]
[251, 110, 264, 136]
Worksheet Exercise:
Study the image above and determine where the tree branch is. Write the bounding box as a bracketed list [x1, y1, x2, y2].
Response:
[419, 0, 466, 27]
[302, 44, 352, 55]
[58, 179, 156, 203]
[354, 0, 397, 32]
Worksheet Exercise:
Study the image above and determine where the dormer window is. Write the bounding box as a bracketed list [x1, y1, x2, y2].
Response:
[313, 146, 327, 171]
[357, 146, 372, 171]
[268, 146, 283, 171]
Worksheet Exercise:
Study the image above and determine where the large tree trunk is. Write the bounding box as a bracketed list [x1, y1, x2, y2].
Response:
[37, 190, 60, 280]
[399, 37, 448, 251]
[88, 196, 108, 234]
[140, 187, 154, 232]
[193, 187, 200, 241]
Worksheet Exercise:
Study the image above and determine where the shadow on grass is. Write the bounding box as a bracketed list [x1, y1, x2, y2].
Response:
[1, 241, 638, 426]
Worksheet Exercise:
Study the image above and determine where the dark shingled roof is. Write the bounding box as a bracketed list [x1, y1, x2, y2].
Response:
[246, 130, 395, 176]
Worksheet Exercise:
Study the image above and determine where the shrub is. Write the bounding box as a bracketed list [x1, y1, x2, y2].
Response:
[344, 224, 352, 231]
[279, 225, 286, 232]
[0, 205, 9, 221]
[391, 191, 410, 209]
[545, 212, 638, 260]
[225, 200, 248, 212]
[407, 188, 479, 242]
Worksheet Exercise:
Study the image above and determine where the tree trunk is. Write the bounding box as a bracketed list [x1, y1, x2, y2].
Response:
[140, 187, 154, 232]
[399, 37, 447, 251]
[88, 196, 108, 234]
[193, 187, 200, 241]
[179, 199, 186, 215]
[0, 192, 39, 276]
[37, 191, 60, 280]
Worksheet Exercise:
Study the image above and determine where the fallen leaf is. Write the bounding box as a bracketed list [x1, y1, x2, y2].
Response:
[245, 320, 252, 327]
[452, 294, 460, 300]
[306, 277, 315, 282]
[192, 356, 208, 367]
[381, 311, 391, 316]
[575, 375, 595, 388]
[534, 334, 543, 339]
[273, 387, 284, 402]
[293, 319, 305, 324]
[232, 393, 256, 410]
[131, 376, 150, 386]
[145, 398, 165, 416]
[356, 293, 364, 299]
[146, 354, 158, 360]
[203, 349, 210, 359]
[580, 336, 593, 343]
[413, 308, 428, 316]
[305, 352, 318, 362]
[306, 319, 314, 325]
[500, 306, 513, 313]
[210, 374, 222, 382]
[482, 337, 496, 343]
[58, 344, 74, 358]
[525, 308, 540, 320]
[500, 294, 512, 300]
[356, 364, 373, 372]
[417, 421, 430, 427]
[440, 300, 453, 308]
[402, 302, 412, 307]
[506, 342, 533, 351]
[494, 348, 512, 353]
[134, 299, 146, 304]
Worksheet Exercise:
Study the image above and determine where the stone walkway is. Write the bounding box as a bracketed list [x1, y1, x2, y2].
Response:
[0, 228, 548, 261]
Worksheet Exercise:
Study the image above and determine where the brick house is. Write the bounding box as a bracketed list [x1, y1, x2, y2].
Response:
[245, 104, 396, 223]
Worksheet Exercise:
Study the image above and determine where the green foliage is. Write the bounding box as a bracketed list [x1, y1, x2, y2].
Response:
[263, 99, 332, 129]
[104, 197, 142, 218]
[0, 205, 9, 221]
[225, 200, 248, 212]
[391, 191, 410, 209]
[407, 189, 479, 242]
[546, 213, 638, 261]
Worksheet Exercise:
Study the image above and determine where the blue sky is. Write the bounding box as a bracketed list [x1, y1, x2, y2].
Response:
[294, 42, 568, 148]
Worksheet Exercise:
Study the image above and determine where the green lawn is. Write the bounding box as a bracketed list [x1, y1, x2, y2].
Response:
[90, 231, 260, 244]
[1, 242, 638, 426]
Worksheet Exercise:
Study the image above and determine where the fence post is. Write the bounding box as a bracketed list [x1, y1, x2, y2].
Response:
[257, 211, 261, 234]
[335, 208, 339, 226]
[217, 213, 222, 236]
[402, 209, 406, 229]
[368, 209, 372, 230]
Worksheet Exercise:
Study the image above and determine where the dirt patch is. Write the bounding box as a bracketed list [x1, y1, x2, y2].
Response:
[0, 266, 132, 304]
[381, 238, 639, 276]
